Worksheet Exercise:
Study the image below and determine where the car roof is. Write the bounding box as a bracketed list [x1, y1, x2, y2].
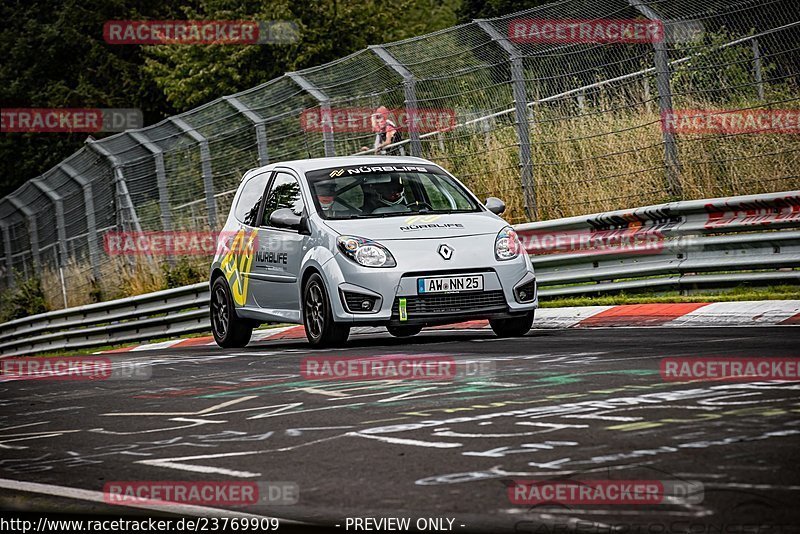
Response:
[242, 155, 436, 179]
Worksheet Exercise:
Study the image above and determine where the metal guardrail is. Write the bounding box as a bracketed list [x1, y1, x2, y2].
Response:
[0, 283, 209, 356]
[1, 191, 798, 356]
[519, 190, 800, 297]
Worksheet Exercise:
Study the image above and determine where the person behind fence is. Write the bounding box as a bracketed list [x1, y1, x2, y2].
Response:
[364, 106, 404, 156]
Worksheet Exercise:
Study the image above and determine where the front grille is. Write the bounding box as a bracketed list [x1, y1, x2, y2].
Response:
[392, 291, 507, 317]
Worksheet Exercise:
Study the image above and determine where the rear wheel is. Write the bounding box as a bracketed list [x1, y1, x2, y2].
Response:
[489, 310, 534, 338]
[387, 325, 422, 338]
[211, 277, 253, 348]
[303, 273, 350, 347]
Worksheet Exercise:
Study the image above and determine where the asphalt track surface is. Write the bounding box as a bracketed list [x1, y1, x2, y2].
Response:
[1, 326, 799, 533]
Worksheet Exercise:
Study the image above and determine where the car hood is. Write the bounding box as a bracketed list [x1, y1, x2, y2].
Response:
[320, 212, 507, 240]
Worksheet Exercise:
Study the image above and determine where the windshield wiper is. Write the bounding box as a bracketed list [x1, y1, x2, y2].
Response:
[335, 213, 406, 219]
[415, 209, 473, 214]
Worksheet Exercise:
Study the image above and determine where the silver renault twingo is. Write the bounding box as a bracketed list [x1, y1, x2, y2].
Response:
[210, 156, 537, 347]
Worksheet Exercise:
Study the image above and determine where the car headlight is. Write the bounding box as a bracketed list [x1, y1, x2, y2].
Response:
[337, 236, 397, 268]
[495, 226, 523, 261]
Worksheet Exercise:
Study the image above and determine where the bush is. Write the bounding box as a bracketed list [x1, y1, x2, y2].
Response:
[162, 257, 206, 289]
[0, 275, 49, 322]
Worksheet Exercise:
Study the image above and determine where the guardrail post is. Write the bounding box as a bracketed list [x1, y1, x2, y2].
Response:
[752, 38, 765, 102]
[61, 163, 100, 280]
[6, 196, 40, 271]
[85, 139, 145, 236]
[370, 45, 422, 157]
[475, 19, 537, 220]
[288, 72, 336, 157]
[0, 221, 13, 288]
[128, 131, 172, 236]
[627, 0, 683, 199]
[223, 96, 270, 166]
[169, 117, 218, 230]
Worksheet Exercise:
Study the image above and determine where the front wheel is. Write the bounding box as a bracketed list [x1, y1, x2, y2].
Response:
[489, 310, 534, 338]
[303, 273, 350, 347]
[387, 325, 422, 338]
[210, 277, 253, 348]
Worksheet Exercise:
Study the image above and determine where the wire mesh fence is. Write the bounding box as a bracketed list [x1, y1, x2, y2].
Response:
[1, 0, 798, 309]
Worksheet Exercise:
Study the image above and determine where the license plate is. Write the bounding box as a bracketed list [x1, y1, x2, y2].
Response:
[417, 275, 484, 294]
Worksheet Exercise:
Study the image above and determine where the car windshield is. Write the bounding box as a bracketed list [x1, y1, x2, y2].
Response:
[306, 164, 482, 219]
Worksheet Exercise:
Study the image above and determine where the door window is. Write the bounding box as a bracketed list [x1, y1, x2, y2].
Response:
[233, 173, 270, 226]
[262, 172, 304, 227]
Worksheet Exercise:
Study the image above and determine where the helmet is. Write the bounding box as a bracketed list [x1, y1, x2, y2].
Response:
[315, 181, 336, 209]
[374, 175, 405, 206]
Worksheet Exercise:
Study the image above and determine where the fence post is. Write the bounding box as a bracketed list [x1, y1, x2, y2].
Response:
[85, 139, 144, 235]
[370, 45, 422, 157]
[169, 117, 218, 229]
[752, 38, 765, 102]
[223, 95, 270, 166]
[31, 178, 68, 267]
[61, 163, 100, 280]
[0, 221, 13, 288]
[6, 196, 40, 271]
[627, 0, 683, 198]
[475, 19, 537, 220]
[643, 76, 653, 114]
[128, 131, 172, 237]
[32, 178, 70, 307]
[287, 72, 336, 157]
[577, 90, 586, 111]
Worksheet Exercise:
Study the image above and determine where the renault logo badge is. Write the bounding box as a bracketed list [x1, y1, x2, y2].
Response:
[438, 244, 453, 260]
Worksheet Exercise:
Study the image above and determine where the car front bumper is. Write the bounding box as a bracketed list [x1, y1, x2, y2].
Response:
[320, 234, 538, 326]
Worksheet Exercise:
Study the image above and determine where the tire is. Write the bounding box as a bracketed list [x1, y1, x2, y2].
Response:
[386, 325, 423, 338]
[303, 273, 350, 347]
[489, 310, 535, 338]
[210, 277, 253, 348]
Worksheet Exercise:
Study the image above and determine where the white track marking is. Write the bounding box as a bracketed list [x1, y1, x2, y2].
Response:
[137, 451, 263, 477]
[348, 431, 461, 448]
[102, 395, 258, 417]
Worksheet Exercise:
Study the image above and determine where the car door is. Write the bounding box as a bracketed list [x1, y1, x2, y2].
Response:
[250, 170, 307, 320]
[225, 170, 272, 310]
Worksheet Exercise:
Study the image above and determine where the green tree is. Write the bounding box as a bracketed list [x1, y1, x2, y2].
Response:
[1, 0, 458, 196]
[143, 0, 459, 110]
[456, 0, 551, 23]
[0, 0, 186, 197]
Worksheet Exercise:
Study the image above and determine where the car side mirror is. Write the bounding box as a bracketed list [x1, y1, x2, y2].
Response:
[269, 208, 302, 230]
[485, 197, 506, 215]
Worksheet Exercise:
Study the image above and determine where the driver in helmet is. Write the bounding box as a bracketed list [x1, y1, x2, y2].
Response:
[314, 181, 336, 212]
[364, 175, 407, 213]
